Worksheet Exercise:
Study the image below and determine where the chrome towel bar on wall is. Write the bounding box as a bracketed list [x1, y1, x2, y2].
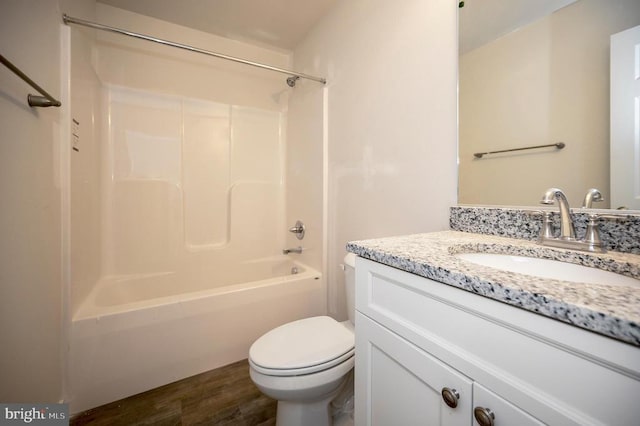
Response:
[0, 54, 61, 107]
[473, 142, 565, 159]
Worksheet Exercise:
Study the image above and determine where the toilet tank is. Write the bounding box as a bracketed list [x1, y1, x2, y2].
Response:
[343, 253, 357, 325]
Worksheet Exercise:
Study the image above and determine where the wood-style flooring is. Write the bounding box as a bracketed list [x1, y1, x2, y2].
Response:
[70, 359, 276, 426]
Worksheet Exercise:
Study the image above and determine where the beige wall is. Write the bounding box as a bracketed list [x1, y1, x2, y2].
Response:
[0, 0, 66, 403]
[459, 0, 640, 207]
[293, 0, 459, 319]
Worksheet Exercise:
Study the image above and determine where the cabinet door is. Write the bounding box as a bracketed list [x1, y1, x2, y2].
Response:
[472, 383, 544, 426]
[356, 313, 472, 426]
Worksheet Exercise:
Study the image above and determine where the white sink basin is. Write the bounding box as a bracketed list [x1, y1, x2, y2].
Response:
[456, 253, 639, 287]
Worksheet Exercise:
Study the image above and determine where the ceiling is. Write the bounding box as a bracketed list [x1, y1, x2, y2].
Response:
[459, 0, 578, 53]
[97, 0, 578, 54]
[97, 0, 339, 51]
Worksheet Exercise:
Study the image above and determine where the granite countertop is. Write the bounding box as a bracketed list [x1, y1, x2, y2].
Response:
[346, 230, 640, 346]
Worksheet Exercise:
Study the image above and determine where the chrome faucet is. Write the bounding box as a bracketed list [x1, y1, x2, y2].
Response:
[582, 188, 604, 208]
[283, 246, 303, 255]
[540, 188, 576, 240]
[537, 187, 621, 253]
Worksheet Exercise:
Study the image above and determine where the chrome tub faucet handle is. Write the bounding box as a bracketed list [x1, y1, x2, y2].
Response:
[288, 220, 305, 240]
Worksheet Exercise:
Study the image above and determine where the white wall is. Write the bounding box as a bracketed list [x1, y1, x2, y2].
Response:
[459, 0, 640, 207]
[0, 0, 67, 403]
[293, 0, 459, 319]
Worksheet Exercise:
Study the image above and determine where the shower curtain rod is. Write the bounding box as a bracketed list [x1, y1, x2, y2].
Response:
[62, 14, 327, 86]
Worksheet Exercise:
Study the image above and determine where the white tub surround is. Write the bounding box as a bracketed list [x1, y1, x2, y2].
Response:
[347, 231, 640, 346]
[66, 8, 324, 413]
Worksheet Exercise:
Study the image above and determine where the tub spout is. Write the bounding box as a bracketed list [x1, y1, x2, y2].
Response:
[283, 246, 303, 255]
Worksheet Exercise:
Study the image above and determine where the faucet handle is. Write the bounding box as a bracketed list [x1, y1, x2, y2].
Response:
[539, 211, 555, 239]
[583, 214, 626, 251]
[523, 210, 556, 238]
[288, 220, 305, 240]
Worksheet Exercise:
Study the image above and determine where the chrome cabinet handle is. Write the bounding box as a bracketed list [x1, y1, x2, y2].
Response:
[474, 406, 495, 426]
[441, 387, 460, 408]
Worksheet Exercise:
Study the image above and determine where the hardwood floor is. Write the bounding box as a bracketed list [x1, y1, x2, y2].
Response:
[70, 359, 276, 426]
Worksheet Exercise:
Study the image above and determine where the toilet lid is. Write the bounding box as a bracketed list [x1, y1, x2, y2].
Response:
[249, 316, 354, 375]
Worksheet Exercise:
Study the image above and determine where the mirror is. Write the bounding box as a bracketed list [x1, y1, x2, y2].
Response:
[458, 0, 640, 209]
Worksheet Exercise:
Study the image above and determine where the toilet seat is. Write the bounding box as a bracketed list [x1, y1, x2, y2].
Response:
[250, 349, 354, 376]
[249, 316, 354, 377]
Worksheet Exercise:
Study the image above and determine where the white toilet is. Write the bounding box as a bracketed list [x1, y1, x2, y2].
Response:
[249, 253, 357, 426]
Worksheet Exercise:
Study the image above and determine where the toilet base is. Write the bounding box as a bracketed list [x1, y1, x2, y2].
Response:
[276, 396, 334, 426]
[275, 375, 352, 426]
[249, 354, 355, 426]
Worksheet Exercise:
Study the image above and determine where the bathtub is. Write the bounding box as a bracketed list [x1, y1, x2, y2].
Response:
[69, 257, 325, 413]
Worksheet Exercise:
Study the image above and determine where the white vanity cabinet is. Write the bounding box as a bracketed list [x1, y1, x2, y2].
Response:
[356, 314, 543, 425]
[354, 256, 640, 426]
[356, 312, 473, 425]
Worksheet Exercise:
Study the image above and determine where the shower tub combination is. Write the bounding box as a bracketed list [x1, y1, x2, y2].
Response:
[70, 257, 325, 413]
[66, 7, 328, 414]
